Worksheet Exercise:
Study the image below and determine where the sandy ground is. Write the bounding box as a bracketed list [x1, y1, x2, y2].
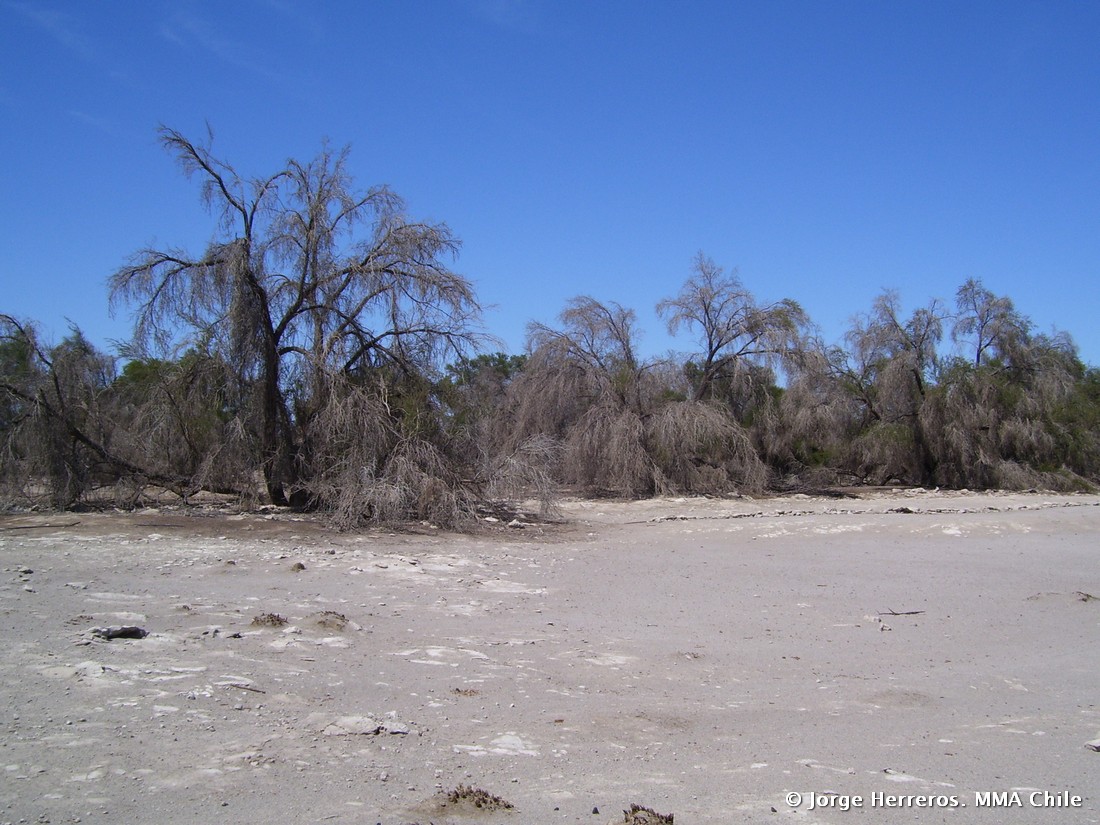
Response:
[1, 489, 1099, 825]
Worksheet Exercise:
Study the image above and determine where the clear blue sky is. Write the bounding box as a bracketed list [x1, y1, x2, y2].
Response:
[3, 0, 1099, 367]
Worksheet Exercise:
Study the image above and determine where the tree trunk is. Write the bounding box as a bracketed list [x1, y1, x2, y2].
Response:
[259, 337, 292, 506]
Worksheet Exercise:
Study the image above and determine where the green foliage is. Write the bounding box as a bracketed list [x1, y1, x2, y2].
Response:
[444, 352, 527, 387]
[436, 352, 527, 432]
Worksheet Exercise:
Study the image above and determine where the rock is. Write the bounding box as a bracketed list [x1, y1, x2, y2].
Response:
[74, 661, 106, 677]
[1085, 739, 1100, 751]
[313, 714, 411, 736]
[323, 715, 382, 736]
[307, 610, 359, 632]
[90, 626, 148, 640]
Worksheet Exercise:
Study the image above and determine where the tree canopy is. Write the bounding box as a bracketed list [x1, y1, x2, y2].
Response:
[109, 127, 485, 509]
[1, 131, 1097, 520]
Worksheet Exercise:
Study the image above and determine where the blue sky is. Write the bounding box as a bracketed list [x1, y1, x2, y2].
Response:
[2, 0, 1099, 367]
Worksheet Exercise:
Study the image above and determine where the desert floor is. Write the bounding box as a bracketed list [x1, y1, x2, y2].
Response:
[2, 489, 1099, 824]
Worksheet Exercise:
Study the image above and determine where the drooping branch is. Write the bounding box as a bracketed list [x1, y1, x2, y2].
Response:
[658, 253, 807, 401]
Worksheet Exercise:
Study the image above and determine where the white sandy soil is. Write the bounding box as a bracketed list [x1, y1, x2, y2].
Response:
[1, 489, 1099, 824]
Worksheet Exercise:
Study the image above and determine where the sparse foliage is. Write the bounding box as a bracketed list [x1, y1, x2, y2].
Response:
[0, 316, 140, 507]
[658, 253, 807, 401]
[108, 126, 486, 521]
[953, 278, 1029, 367]
[4, 138, 1099, 516]
[519, 296, 656, 494]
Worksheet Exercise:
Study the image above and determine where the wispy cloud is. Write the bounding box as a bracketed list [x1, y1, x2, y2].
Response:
[252, 0, 325, 43]
[5, 1, 97, 60]
[69, 109, 116, 135]
[159, 8, 283, 82]
[464, 0, 545, 33]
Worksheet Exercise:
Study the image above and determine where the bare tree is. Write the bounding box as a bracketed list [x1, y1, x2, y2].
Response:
[110, 127, 485, 509]
[109, 349, 257, 503]
[953, 278, 1029, 367]
[798, 291, 948, 485]
[526, 296, 647, 412]
[646, 399, 767, 494]
[853, 290, 944, 400]
[511, 294, 770, 497]
[657, 253, 807, 401]
[0, 316, 150, 506]
[763, 341, 863, 483]
[518, 296, 655, 494]
[922, 329, 1088, 491]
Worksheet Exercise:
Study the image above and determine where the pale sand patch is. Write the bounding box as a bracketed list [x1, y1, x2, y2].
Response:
[1, 490, 1098, 823]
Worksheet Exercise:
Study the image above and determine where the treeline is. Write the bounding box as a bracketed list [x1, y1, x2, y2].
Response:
[2, 129, 1097, 525]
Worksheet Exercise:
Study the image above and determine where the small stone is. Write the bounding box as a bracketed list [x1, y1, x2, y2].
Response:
[90, 626, 148, 640]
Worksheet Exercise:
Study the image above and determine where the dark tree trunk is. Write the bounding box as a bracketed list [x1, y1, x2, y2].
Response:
[259, 334, 292, 506]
